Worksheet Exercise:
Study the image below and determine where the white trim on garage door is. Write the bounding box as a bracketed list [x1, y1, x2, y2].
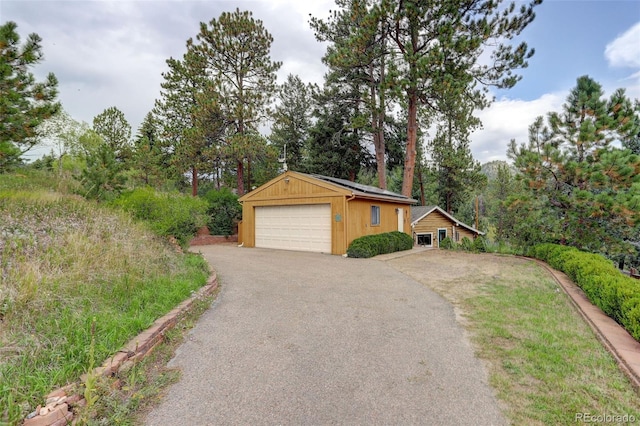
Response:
[255, 204, 332, 253]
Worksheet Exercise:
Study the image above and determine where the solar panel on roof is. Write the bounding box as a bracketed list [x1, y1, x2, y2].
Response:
[311, 174, 411, 200]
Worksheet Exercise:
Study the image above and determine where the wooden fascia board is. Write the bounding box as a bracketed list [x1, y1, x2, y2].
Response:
[350, 193, 418, 205]
[238, 170, 351, 202]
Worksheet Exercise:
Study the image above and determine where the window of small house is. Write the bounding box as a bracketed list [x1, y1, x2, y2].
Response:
[417, 233, 432, 247]
[371, 205, 380, 226]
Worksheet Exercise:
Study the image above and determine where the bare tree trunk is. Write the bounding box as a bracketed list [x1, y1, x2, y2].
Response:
[237, 117, 245, 196]
[191, 166, 198, 197]
[417, 158, 425, 206]
[247, 158, 251, 192]
[402, 90, 418, 197]
[371, 62, 387, 190]
[236, 160, 244, 196]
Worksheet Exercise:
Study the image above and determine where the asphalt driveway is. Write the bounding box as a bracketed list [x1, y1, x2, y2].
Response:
[144, 246, 505, 425]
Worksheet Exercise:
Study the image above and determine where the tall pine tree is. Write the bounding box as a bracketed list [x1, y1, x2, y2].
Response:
[92, 106, 132, 163]
[379, 0, 540, 196]
[189, 9, 281, 195]
[508, 76, 640, 254]
[311, 0, 391, 188]
[154, 48, 211, 195]
[269, 74, 314, 172]
[0, 21, 59, 171]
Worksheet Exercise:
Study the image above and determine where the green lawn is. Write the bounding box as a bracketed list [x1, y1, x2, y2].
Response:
[390, 252, 640, 425]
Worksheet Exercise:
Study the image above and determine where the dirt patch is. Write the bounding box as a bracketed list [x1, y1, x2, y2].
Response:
[386, 251, 530, 295]
[384, 250, 534, 325]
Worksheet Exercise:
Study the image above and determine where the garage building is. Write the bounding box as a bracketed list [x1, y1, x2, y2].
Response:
[238, 171, 417, 255]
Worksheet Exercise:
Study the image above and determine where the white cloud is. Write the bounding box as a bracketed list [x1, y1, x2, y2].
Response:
[470, 93, 565, 163]
[605, 21, 640, 69]
[604, 21, 640, 98]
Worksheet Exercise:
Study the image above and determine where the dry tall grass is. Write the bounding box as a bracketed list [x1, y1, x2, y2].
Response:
[0, 172, 209, 423]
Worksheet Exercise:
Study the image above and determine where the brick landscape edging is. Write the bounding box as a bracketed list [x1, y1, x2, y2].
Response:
[23, 272, 219, 426]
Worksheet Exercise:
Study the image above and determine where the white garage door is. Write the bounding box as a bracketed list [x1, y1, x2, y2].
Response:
[255, 204, 331, 253]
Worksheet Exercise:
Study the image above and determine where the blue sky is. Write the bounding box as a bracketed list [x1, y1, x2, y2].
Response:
[2, 0, 639, 164]
[473, 0, 640, 162]
[497, 0, 639, 100]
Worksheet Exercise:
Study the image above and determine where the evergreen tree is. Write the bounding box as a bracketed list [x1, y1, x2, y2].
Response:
[131, 112, 168, 187]
[508, 76, 640, 255]
[311, 0, 391, 188]
[92, 106, 132, 162]
[135, 112, 160, 148]
[304, 87, 366, 180]
[486, 162, 518, 242]
[269, 74, 314, 171]
[428, 88, 486, 214]
[154, 48, 211, 195]
[384, 114, 407, 171]
[608, 89, 640, 154]
[378, 0, 540, 196]
[0, 21, 59, 171]
[77, 141, 125, 201]
[189, 9, 281, 195]
[239, 131, 279, 190]
[430, 131, 486, 215]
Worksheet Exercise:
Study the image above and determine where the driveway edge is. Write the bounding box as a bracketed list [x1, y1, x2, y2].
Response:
[23, 272, 219, 426]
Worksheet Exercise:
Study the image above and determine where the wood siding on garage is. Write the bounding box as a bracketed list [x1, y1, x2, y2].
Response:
[240, 173, 349, 254]
[243, 196, 346, 254]
[346, 199, 411, 248]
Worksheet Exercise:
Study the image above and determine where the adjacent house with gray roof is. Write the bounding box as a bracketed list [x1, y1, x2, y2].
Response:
[411, 205, 483, 248]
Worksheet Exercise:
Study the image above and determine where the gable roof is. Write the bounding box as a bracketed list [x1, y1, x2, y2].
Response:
[239, 171, 417, 204]
[310, 174, 417, 204]
[239, 170, 350, 202]
[410, 205, 484, 235]
[411, 205, 437, 223]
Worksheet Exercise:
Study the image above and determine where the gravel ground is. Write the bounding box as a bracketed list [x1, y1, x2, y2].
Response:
[144, 246, 506, 425]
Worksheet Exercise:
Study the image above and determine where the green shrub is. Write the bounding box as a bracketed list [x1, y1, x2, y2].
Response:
[347, 238, 376, 258]
[112, 187, 208, 247]
[460, 237, 473, 251]
[440, 237, 455, 250]
[529, 243, 640, 341]
[472, 236, 487, 253]
[203, 188, 241, 236]
[347, 231, 413, 258]
[76, 144, 126, 201]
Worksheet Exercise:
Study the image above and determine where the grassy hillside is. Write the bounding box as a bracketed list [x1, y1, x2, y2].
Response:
[0, 171, 209, 424]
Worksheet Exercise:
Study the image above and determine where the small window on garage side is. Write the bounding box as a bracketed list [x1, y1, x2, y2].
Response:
[371, 205, 380, 226]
